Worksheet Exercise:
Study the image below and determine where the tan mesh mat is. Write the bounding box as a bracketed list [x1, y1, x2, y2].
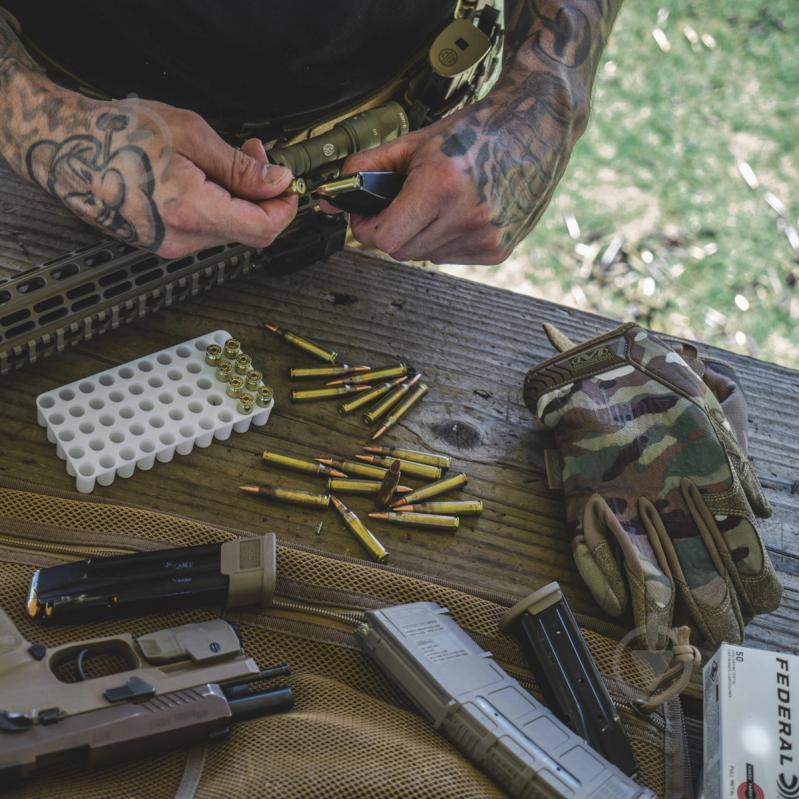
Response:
[0, 481, 689, 798]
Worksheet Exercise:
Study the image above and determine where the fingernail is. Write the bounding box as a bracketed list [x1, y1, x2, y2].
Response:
[261, 164, 289, 184]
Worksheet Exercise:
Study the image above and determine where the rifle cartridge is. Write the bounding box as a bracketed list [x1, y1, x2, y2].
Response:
[255, 385, 274, 406]
[244, 370, 263, 392]
[216, 361, 234, 382]
[284, 177, 307, 196]
[223, 338, 241, 359]
[239, 483, 330, 509]
[262, 450, 347, 479]
[264, 321, 338, 363]
[356, 454, 441, 481]
[235, 353, 252, 375]
[291, 385, 369, 402]
[362, 373, 422, 424]
[290, 364, 371, 380]
[338, 376, 406, 416]
[328, 478, 412, 495]
[377, 459, 402, 508]
[331, 496, 388, 563]
[368, 511, 459, 531]
[392, 500, 483, 516]
[205, 343, 223, 366]
[371, 383, 429, 440]
[326, 363, 407, 386]
[389, 472, 467, 507]
[316, 457, 386, 480]
[237, 394, 254, 414]
[226, 376, 245, 398]
[362, 446, 451, 470]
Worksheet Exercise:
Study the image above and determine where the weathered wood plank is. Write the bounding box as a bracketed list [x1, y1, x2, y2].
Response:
[1, 158, 798, 660]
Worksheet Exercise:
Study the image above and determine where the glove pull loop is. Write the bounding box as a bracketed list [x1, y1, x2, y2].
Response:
[634, 626, 701, 714]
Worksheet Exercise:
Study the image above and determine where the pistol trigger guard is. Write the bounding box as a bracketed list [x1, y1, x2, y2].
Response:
[76, 648, 90, 681]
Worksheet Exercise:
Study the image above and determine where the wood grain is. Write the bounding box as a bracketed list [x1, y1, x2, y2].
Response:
[1, 157, 797, 659]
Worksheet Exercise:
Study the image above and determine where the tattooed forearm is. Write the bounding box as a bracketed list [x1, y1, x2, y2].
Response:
[0, 14, 41, 78]
[440, 0, 623, 252]
[0, 21, 165, 250]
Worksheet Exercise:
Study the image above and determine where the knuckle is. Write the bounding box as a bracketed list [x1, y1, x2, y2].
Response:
[162, 201, 198, 232]
[229, 148, 260, 184]
[465, 205, 494, 231]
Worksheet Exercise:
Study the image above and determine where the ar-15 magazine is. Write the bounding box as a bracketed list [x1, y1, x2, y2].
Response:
[358, 602, 655, 799]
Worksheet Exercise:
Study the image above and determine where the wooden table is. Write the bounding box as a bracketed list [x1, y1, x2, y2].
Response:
[2, 160, 799, 786]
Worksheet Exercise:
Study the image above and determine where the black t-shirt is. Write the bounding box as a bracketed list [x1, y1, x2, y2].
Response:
[7, 1, 455, 133]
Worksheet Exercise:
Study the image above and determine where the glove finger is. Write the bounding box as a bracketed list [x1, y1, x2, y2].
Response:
[576, 494, 675, 650]
[684, 478, 782, 619]
[639, 486, 745, 646]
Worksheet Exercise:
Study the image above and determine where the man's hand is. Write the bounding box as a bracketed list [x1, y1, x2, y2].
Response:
[0, 36, 297, 258]
[335, 80, 585, 265]
[334, 0, 622, 265]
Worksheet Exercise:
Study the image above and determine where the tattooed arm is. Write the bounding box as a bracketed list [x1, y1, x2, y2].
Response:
[335, 0, 622, 265]
[0, 17, 297, 257]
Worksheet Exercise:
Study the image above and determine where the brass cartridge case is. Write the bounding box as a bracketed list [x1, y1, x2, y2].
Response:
[235, 353, 252, 375]
[291, 385, 369, 402]
[237, 394, 254, 414]
[216, 361, 234, 382]
[332, 496, 388, 563]
[262, 450, 346, 478]
[290, 364, 370, 380]
[239, 483, 330, 509]
[337, 376, 406, 416]
[328, 478, 412, 496]
[362, 373, 422, 424]
[205, 343, 223, 366]
[223, 338, 241, 359]
[362, 446, 451, 470]
[316, 458, 386, 480]
[264, 321, 338, 363]
[226, 376, 245, 398]
[255, 385, 274, 406]
[245, 370, 263, 392]
[356, 455, 441, 481]
[368, 512, 459, 531]
[389, 472, 467, 507]
[327, 363, 407, 386]
[371, 383, 429, 440]
[392, 500, 483, 516]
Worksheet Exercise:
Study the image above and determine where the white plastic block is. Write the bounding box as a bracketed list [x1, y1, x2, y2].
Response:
[36, 330, 272, 493]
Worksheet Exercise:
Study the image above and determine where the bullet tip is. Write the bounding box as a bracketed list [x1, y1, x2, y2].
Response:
[326, 378, 346, 386]
[392, 505, 411, 512]
[355, 455, 370, 463]
[331, 468, 348, 479]
[239, 484, 260, 494]
[315, 457, 332, 465]
[362, 445, 381, 454]
[330, 495, 343, 509]
[371, 425, 387, 440]
[354, 366, 372, 372]
[396, 486, 413, 494]
[263, 321, 279, 334]
[368, 512, 388, 519]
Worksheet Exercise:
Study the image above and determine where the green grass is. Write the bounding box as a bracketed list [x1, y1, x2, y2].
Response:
[453, 0, 799, 366]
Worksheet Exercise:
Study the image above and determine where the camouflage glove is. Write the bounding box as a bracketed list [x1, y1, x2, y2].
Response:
[524, 323, 782, 649]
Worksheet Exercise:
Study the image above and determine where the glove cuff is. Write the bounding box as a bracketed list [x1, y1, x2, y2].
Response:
[524, 322, 637, 418]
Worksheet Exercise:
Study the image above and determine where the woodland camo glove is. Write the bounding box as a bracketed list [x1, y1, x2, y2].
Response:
[524, 323, 782, 650]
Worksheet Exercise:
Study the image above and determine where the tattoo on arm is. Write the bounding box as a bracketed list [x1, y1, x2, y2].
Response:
[0, 19, 164, 250]
[0, 14, 41, 79]
[26, 112, 164, 248]
[441, 0, 623, 249]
